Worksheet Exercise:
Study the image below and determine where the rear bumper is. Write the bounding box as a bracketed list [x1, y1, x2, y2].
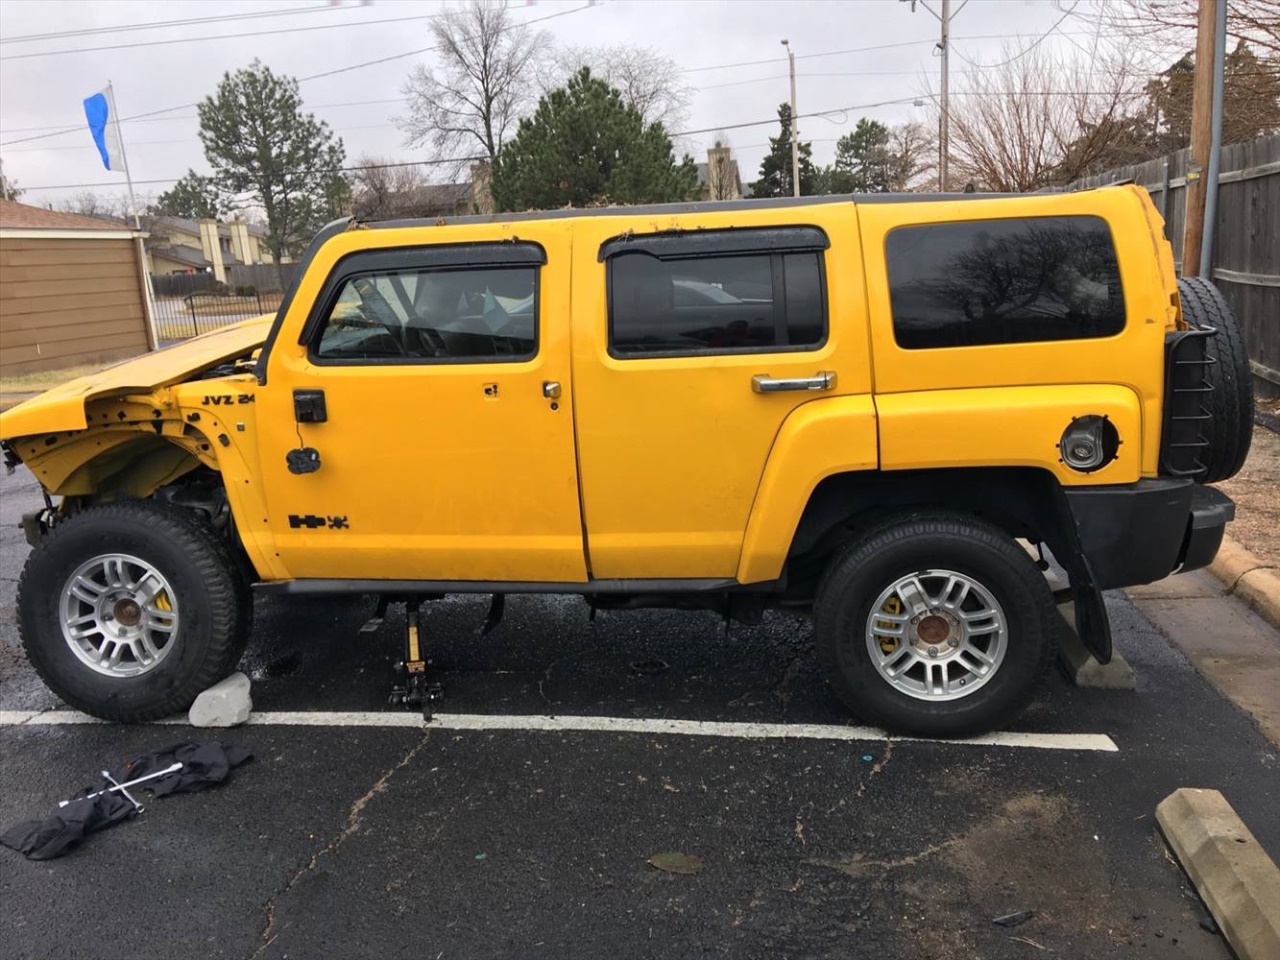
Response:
[1063, 479, 1234, 590]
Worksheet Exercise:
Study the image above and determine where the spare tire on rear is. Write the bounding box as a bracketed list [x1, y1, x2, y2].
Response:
[1177, 277, 1253, 482]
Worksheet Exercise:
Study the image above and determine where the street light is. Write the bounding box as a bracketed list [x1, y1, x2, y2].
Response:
[781, 39, 799, 198]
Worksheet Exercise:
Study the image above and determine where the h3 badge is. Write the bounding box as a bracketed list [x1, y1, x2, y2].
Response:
[288, 514, 349, 530]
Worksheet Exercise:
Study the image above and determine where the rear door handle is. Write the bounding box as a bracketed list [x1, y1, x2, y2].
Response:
[751, 372, 836, 393]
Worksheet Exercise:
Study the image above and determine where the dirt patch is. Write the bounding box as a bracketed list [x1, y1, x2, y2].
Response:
[894, 791, 1137, 957]
[1216, 423, 1280, 569]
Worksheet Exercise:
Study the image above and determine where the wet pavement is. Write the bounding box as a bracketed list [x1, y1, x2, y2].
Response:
[1, 468, 1277, 959]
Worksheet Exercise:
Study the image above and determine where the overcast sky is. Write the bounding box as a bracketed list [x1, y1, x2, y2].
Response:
[0, 0, 1158, 209]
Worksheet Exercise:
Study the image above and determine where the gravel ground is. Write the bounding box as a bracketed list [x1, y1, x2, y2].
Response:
[1216, 418, 1280, 569]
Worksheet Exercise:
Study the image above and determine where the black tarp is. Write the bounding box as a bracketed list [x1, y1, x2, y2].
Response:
[1, 741, 252, 861]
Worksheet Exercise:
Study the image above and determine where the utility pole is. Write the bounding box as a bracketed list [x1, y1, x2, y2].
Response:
[906, 0, 952, 191]
[1199, 0, 1228, 277]
[938, 0, 951, 191]
[782, 39, 800, 197]
[1182, 0, 1218, 277]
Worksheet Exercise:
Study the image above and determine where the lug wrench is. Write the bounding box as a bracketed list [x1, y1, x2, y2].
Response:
[101, 770, 144, 814]
[57, 762, 183, 808]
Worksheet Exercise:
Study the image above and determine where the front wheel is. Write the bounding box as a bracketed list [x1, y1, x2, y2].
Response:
[814, 514, 1056, 737]
[17, 500, 245, 722]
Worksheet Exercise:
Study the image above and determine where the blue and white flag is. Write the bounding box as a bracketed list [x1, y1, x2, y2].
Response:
[83, 87, 126, 172]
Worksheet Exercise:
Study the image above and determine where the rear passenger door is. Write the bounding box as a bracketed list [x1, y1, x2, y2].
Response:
[570, 220, 873, 580]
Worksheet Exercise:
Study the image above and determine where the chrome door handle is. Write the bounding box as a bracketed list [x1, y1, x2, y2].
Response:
[542, 380, 562, 399]
[751, 371, 836, 393]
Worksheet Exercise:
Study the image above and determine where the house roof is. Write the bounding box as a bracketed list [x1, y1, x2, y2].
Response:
[150, 243, 211, 268]
[420, 183, 472, 211]
[0, 199, 129, 231]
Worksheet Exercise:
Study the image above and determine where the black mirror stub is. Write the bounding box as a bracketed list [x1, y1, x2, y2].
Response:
[294, 389, 327, 423]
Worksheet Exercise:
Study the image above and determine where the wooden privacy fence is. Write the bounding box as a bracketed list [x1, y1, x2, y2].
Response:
[1067, 133, 1280, 399]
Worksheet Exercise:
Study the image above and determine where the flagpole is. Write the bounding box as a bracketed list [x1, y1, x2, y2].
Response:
[106, 81, 158, 351]
[107, 81, 139, 230]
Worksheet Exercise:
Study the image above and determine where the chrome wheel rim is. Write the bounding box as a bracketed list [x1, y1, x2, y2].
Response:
[865, 568, 1007, 702]
[59, 553, 180, 678]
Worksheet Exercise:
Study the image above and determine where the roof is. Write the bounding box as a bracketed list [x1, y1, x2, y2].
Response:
[420, 183, 472, 211]
[0, 199, 129, 232]
[149, 243, 211, 268]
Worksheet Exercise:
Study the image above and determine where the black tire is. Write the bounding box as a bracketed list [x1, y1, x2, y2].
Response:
[17, 500, 244, 722]
[1178, 277, 1253, 482]
[814, 513, 1056, 738]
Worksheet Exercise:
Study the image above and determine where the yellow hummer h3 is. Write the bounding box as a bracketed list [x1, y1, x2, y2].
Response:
[0, 187, 1252, 736]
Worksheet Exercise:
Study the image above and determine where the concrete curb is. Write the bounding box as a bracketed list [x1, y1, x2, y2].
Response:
[1156, 788, 1280, 960]
[1207, 535, 1280, 631]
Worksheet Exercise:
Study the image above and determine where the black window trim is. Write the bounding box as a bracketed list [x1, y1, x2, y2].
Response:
[883, 213, 1127, 352]
[603, 227, 830, 361]
[303, 241, 545, 367]
[598, 225, 829, 262]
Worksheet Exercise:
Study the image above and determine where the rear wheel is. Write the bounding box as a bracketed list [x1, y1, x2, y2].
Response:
[17, 500, 244, 722]
[814, 514, 1056, 737]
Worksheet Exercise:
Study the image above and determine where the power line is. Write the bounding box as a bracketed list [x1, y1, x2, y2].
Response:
[298, 2, 596, 83]
[0, 4, 341, 45]
[0, 9, 451, 62]
[15, 155, 490, 193]
[0, 4, 598, 148]
[952, 2, 1080, 70]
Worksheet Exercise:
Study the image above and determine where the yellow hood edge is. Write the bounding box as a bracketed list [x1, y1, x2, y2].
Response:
[0, 314, 274, 441]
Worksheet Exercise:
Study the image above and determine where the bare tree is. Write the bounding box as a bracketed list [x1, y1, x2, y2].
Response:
[547, 44, 693, 131]
[56, 191, 135, 221]
[349, 156, 432, 220]
[399, 1, 550, 176]
[1102, 0, 1280, 59]
[936, 44, 1144, 191]
[886, 122, 936, 192]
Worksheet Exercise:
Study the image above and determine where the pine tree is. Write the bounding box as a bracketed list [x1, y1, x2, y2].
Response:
[151, 171, 224, 220]
[198, 61, 347, 261]
[491, 68, 698, 211]
[751, 104, 816, 197]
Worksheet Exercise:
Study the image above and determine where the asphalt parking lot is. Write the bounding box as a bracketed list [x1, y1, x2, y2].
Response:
[1, 468, 1278, 960]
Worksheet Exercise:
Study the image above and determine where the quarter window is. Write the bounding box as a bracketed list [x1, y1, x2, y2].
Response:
[886, 215, 1125, 349]
[609, 248, 826, 357]
[314, 265, 537, 362]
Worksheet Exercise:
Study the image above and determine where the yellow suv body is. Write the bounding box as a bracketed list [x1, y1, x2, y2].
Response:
[1, 187, 1251, 735]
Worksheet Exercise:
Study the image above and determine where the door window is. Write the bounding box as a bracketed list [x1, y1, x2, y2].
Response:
[313, 265, 538, 363]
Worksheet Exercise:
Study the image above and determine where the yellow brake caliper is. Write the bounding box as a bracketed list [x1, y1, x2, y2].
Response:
[154, 591, 173, 613]
[876, 595, 903, 653]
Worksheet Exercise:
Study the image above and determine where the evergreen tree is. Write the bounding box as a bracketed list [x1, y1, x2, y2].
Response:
[828, 119, 893, 193]
[752, 104, 816, 197]
[198, 61, 347, 261]
[491, 68, 698, 211]
[151, 170, 225, 220]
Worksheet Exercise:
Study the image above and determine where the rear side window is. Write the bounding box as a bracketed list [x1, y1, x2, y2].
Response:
[886, 215, 1125, 349]
[608, 240, 827, 357]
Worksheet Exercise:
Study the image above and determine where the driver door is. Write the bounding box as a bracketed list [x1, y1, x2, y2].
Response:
[254, 227, 586, 583]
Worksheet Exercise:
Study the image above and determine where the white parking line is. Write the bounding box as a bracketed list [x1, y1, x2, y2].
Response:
[0, 709, 1119, 751]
